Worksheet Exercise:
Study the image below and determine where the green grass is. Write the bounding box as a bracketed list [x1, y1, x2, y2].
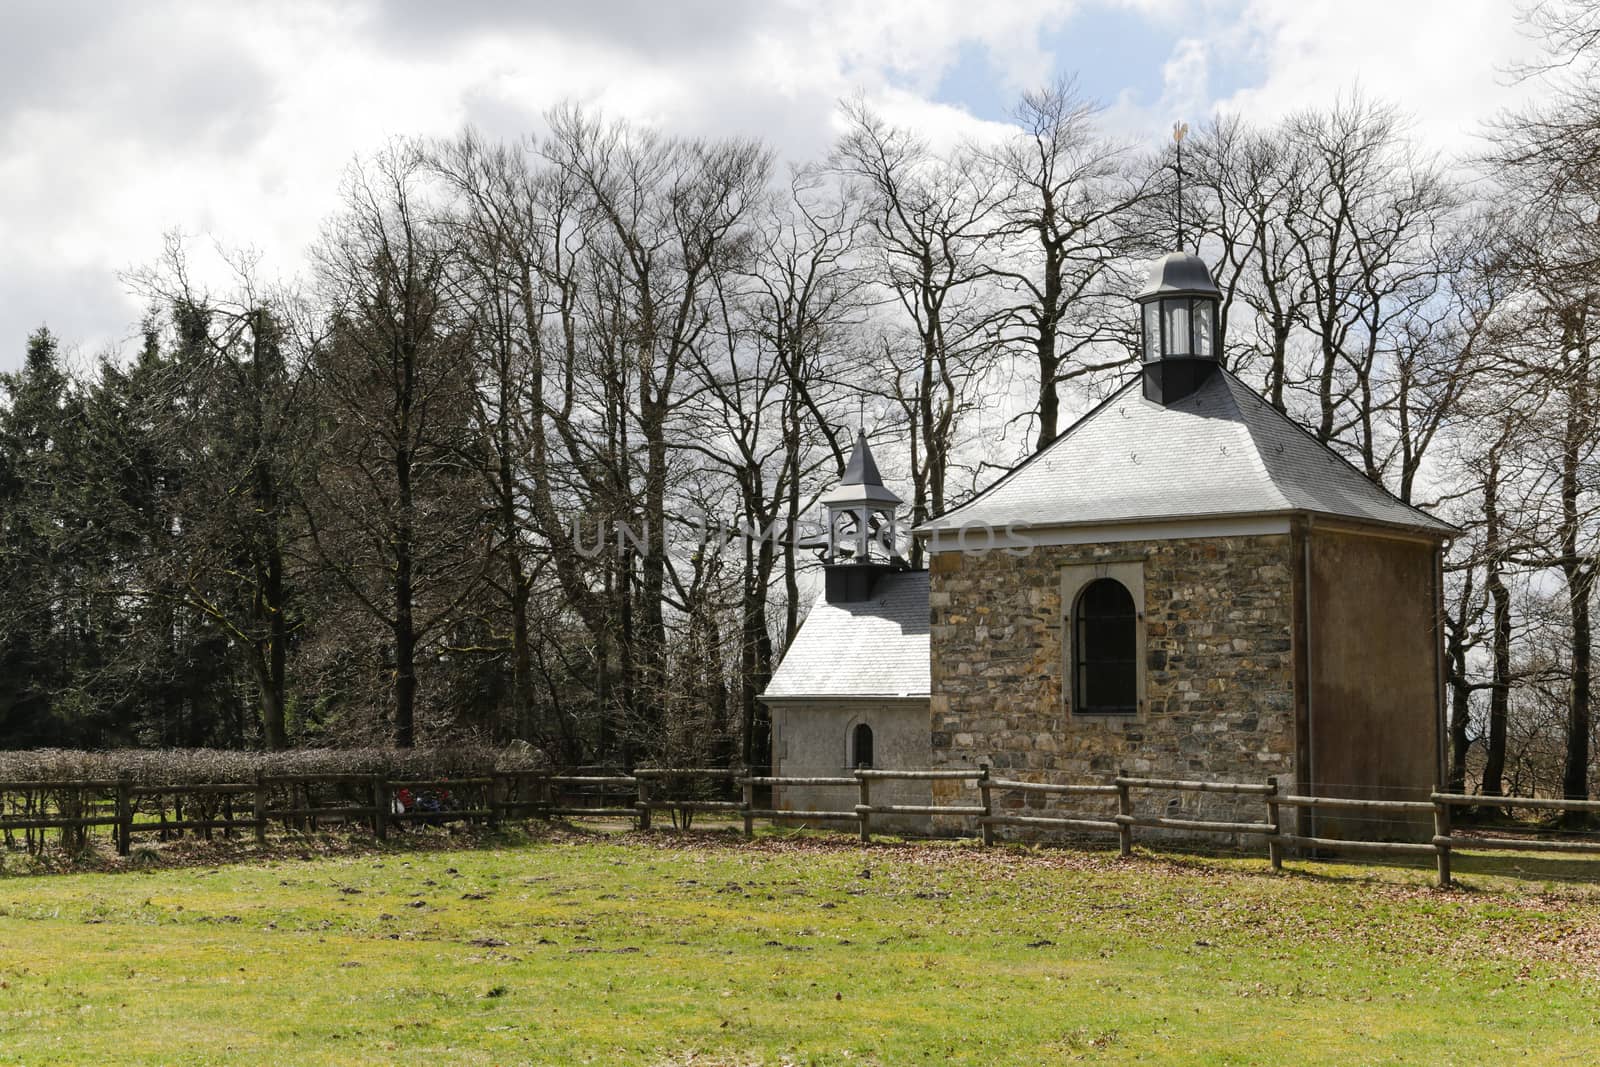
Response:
[1, 828, 1599, 1065]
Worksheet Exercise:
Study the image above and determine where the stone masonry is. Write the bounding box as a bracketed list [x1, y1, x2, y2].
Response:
[927, 534, 1297, 828]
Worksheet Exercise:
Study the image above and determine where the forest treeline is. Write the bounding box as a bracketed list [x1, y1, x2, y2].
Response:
[2, 6, 1598, 796]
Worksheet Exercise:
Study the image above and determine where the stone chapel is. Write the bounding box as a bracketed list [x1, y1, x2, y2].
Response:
[764, 251, 1455, 839]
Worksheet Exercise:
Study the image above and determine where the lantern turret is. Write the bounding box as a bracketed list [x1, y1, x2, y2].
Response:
[1133, 252, 1222, 405]
[818, 430, 908, 603]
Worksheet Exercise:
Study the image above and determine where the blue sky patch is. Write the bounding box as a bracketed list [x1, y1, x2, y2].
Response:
[936, 2, 1265, 124]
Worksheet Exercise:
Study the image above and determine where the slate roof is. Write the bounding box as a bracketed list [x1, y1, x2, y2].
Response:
[820, 430, 903, 508]
[918, 369, 1457, 538]
[1136, 251, 1222, 300]
[761, 570, 930, 701]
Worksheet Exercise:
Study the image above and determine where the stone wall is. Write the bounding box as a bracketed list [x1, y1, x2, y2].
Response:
[927, 534, 1298, 829]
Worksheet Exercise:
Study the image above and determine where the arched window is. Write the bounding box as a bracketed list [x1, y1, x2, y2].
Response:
[1074, 578, 1138, 715]
[851, 723, 874, 769]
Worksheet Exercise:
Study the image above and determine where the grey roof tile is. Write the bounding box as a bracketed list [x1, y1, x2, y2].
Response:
[917, 370, 1457, 538]
[761, 570, 930, 700]
[820, 430, 902, 507]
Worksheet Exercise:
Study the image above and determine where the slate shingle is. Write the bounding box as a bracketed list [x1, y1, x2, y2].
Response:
[916, 370, 1457, 538]
[762, 571, 930, 700]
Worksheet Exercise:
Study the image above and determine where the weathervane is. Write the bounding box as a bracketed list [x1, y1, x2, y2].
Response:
[1173, 121, 1189, 251]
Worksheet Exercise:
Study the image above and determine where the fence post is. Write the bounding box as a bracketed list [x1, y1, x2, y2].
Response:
[1266, 775, 1283, 873]
[741, 772, 754, 840]
[857, 771, 872, 843]
[1116, 770, 1133, 858]
[115, 772, 133, 857]
[978, 764, 994, 847]
[636, 775, 652, 831]
[538, 774, 554, 821]
[1433, 786, 1452, 889]
[487, 774, 503, 831]
[252, 772, 268, 846]
[61, 785, 81, 852]
[372, 774, 389, 843]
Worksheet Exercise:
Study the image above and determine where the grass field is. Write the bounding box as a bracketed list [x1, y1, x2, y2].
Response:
[2, 827, 1599, 1065]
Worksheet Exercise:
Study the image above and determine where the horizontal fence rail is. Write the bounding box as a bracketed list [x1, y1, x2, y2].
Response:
[4, 766, 1600, 886]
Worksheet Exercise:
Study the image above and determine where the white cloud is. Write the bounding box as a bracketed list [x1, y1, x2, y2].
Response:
[1160, 38, 1212, 121]
[0, 0, 1557, 371]
[1215, 0, 1544, 152]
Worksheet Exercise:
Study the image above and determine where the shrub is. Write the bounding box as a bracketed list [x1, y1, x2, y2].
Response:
[0, 746, 547, 787]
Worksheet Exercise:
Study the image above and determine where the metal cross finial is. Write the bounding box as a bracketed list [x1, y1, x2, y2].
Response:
[1173, 121, 1189, 250]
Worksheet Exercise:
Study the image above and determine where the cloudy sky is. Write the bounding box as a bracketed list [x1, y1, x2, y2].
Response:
[0, 0, 1548, 373]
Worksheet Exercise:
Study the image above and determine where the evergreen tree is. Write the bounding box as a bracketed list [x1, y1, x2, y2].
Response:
[0, 329, 82, 744]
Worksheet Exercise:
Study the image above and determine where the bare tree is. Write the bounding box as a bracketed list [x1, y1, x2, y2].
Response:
[1280, 97, 1463, 479]
[542, 107, 772, 758]
[833, 99, 1001, 559]
[304, 144, 491, 747]
[1180, 114, 1311, 408]
[427, 130, 561, 744]
[1484, 5, 1600, 802]
[675, 169, 867, 770]
[977, 78, 1153, 451]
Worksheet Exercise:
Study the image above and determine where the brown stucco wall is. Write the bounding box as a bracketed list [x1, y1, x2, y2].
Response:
[927, 534, 1299, 828]
[1305, 526, 1443, 840]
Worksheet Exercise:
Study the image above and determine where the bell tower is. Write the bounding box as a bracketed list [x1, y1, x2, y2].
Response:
[818, 430, 908, 603]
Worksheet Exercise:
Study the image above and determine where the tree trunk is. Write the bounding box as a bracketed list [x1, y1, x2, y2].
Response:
[248, 645, 288, 751]
[639, 424, 669, 756]
[393, 433, 417, 749]
[1560, 331, 1592, 810]
[1564, 566, 1592, 804]
[1482, 563, 1511, 797]
[1035, 340, 1060, 453]
[1482, 450, 1509, 796]
[740, 525, 777, 772]
[1446, 627, 1471, 795]
[1033, 230, 1063, 452]
[393, 576, 416, 749]
[253, 316, 290, 752]
[509, 571, 534, 741]
[497, 381, 534, 742]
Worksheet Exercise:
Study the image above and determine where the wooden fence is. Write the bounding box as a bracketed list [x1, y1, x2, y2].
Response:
[4, 766, 1598, 887]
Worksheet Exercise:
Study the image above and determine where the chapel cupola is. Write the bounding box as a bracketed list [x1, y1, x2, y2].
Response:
[1133, 251, 1222, 406]
[818, 430, 908, 603]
